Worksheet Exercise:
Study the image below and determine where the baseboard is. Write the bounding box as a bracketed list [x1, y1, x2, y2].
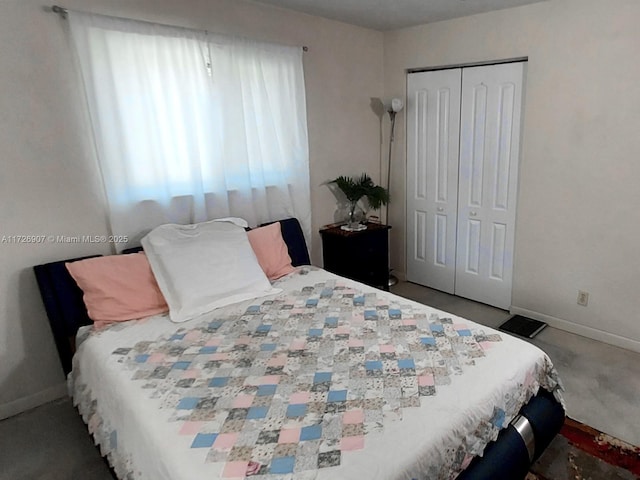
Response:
[0, 382, 67, 420]
[510, 306, 640, 354]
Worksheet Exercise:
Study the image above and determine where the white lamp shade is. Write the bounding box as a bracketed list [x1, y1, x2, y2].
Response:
[391, 98, 404, 113]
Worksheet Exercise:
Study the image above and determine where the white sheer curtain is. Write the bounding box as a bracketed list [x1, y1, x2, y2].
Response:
[68, 12, 311, 247]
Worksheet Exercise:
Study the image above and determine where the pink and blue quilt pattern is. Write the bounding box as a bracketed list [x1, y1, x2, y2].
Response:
[103, 279, 507, 478]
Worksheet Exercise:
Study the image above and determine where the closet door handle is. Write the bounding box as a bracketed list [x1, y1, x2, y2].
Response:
[437, 207, 444, 212]
[470, 211, 477, 217]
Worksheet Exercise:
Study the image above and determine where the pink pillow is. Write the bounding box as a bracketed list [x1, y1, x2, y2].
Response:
[66, 252, 168, 329]
[247, 222, 296, 281]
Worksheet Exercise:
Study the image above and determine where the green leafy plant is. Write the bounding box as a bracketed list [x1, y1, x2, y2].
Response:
[330, 173, 389, 210]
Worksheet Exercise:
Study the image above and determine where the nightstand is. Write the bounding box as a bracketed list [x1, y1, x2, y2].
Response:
[319, 222, 391, 291]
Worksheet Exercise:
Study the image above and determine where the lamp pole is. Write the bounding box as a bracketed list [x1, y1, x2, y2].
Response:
[385, 98, 403, 287]
[385, 109, 397, 224]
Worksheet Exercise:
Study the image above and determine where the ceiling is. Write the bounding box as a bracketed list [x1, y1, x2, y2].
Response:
[252, 0, 547, 31]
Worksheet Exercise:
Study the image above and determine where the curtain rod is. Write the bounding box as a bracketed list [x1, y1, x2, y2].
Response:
[49, 5, 309, 51]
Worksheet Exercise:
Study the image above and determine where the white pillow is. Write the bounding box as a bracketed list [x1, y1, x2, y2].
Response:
[141, 219, 280, 323]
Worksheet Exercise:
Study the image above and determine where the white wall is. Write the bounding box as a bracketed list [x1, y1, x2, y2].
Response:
[0, 0, 383, 417]
[384, 0, 640, 349]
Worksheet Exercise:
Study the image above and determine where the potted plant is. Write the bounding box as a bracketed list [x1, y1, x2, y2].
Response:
[329, 173, 389, 231]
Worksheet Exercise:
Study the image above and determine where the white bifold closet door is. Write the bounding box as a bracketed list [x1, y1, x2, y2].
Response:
[406, 68, 461, 293]
[406, 62, 524, 309]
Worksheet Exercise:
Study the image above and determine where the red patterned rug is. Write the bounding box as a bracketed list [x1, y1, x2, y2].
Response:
[528, 417, 640, 480]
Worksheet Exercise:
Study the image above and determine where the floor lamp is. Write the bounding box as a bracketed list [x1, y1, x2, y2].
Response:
[385, 98, 404, 287]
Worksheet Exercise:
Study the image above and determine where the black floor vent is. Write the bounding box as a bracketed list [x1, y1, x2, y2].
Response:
[499, 315, 547, 338]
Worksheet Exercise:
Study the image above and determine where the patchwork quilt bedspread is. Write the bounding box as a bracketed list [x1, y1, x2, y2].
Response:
[70, 267, 562, 480]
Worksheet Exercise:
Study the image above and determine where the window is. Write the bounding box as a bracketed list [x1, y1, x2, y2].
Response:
[69, 12, 311, 246]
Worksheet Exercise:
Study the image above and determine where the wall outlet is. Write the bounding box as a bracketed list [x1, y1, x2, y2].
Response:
[577, 290, 589, 306]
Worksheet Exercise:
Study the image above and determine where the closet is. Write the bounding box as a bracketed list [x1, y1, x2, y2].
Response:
[406, 62, 524, 309]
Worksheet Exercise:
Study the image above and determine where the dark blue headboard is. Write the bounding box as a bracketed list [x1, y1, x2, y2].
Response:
[34, 218, 310, 374]
[262, 217, 310, 267]
[33, 255, 99, 374]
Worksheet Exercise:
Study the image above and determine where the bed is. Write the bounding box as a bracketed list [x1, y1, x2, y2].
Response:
[34, 218, 565, 480]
